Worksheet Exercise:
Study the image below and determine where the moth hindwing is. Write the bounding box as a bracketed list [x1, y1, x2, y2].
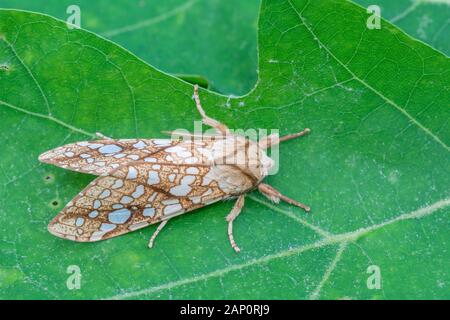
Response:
[39, 85, 311, 252]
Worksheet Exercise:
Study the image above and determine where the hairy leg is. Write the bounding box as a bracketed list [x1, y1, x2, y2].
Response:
[226, 195, 246, 253]
[259, 128, 310, 149]
[258, 183, 310, 212]
[148, 220, 169, 248]
[193, 84, 229, 135]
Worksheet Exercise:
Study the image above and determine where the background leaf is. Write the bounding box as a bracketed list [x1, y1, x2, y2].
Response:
[0, 0, 260, 95]
[0, 0, 449, 299]
[355, 0, 450, 56]
[1, 0, 448, 97]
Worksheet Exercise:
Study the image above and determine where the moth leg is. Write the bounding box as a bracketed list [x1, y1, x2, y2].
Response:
[258, 183, 310, 212]
[226, 195, 245, 253]
[193, 84, 229, 135]
[96, 132, 113, 140]
[148, 220, 169, 249]
[259, 128, 310, 149]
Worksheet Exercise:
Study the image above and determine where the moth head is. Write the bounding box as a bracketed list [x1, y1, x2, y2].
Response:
[259, 149, 275, 176]
[246, 139, 275, 177]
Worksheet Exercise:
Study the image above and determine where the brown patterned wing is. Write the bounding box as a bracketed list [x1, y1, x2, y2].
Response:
[39, 139, 179, 175]
[47, 162, 237, 242]
[39, 137, 219, 176]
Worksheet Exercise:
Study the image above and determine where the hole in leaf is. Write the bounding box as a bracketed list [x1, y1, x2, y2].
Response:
[51, 200, 59, 207]
[43, 174, 54, 183]
[0, 64, 10, 72]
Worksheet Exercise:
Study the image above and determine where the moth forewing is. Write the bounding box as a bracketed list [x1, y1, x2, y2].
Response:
[38, 138, 180, 176]
[40, 85, 311, 252]
[46, 156, 231, 242]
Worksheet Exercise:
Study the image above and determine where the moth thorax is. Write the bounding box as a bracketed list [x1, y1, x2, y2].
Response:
[211, 136, 274, 179]
[259, 151, 275, 177]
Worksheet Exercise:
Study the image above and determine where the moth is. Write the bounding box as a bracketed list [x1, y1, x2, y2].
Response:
[39, 85, 311, 252]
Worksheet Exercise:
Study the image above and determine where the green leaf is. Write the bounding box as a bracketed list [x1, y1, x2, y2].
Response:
[0, 0, 259, 95]
[354, 0, 450, 56]
[3, 0, 448, 98]
[0, 0, 449, 299]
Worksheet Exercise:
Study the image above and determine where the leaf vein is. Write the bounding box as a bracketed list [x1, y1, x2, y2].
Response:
[105, 196, 450, 299]
[0, 99, 96, 138]
[287, 0, 449, 151]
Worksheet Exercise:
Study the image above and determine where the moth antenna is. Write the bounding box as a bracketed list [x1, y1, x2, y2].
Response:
[279, 128, 311, 143]
[259, 128, 310, 149]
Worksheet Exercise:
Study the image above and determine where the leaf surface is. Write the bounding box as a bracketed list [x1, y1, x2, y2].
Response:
[0, 0, 259, 95]
[355, 0, 450, 56]
[0, 0, 449, 299]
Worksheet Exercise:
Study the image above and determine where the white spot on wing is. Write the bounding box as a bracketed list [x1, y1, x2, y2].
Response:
[112, 179, 124, 189]
[162, 199, 179, 205]
[99, 189, 111, 199]
[186, 167, 199, 175]
[153, 139, 171, 146]
[170, 185, 191, 196]
[108, 209, 131, 224]
[147, 171, 160, 185]
[132, 185, 145, 198]
[166, 146, 193, 158]
[169, 175, 196, 196]
[88, 210, 98, 218]
[88, 143, 103, 149]
[143, 208, 155, 217]
[93, 200, 101, 209]
[75, 217, 84, 226]
[164, 204, 183, 215]
[100, 223, 116, 231]
[181, 175, 196, 185]
[190, 196, 201, 204]
[98, 144, 122, 154]
[126, 167, 138, 180]
[90, 223, 116, 241]
[133, 141, 147, 149]
[120, 196, 133, 204]
[127, 154, 140, 160]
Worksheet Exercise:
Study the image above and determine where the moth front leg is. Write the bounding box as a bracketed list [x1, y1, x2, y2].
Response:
[258, 183, 310, 212]
[226, 195, 245, 253]
[259, 128, 310, 149]
[148, 220, 169, 248]
[193, 84, 230, 135]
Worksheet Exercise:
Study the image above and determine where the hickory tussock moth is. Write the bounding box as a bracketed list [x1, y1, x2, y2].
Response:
[39, 85, 311, 252]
